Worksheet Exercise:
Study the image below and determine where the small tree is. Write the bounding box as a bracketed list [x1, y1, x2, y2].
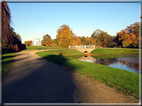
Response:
[42, 34, 51, 46]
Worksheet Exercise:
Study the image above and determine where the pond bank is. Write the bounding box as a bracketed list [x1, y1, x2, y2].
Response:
[91, 48, 139, 55]
[77, 55, 139, 74]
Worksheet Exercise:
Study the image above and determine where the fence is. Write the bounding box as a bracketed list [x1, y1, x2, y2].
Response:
[69, 45, 95, 49]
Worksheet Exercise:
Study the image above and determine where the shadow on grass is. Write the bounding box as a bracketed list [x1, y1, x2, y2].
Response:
[42, 54, 79, 71]
[2, 53, 26, 65]
[2, 53, 30, 78]
[2, 53, 24, 60]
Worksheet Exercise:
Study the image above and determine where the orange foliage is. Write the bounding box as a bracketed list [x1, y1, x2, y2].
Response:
[58, 27, 72, 48]
[28, 41, 32, 46]
[47, 39, 57, 46]
[89, 38, 96, 45]
[13, 44, 19, 51]
[42, 39, 51, 46]
[70, 34, 82, 45]
[24, 41, 32, 47]
[42, 34, 52, 46]
[102, 39, 107, 47]
[117, 22, 139, 47]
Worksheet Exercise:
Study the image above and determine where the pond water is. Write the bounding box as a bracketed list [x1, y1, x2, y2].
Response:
[78, 55, 140, 74]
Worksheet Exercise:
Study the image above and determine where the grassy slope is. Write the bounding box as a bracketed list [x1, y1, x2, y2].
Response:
[36, 49, 84, 57]
[91, 48, 139, 55]
[2, 53, 15, 78]
[26, 46, 62, 50]
[36, 49, 139, 99]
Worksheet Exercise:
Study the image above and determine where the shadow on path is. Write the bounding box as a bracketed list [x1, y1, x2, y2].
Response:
[2, 52, 79, 103]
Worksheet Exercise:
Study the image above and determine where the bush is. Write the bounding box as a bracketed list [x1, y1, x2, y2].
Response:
[122, 41, 129, 48]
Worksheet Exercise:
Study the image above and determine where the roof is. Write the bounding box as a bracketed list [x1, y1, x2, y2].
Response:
[33, 38, 40, 41]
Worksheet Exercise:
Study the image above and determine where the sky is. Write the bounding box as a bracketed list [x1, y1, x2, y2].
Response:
[7, 1, 140, 43]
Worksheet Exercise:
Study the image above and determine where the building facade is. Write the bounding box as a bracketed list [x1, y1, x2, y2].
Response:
[32, 38, 41, 46]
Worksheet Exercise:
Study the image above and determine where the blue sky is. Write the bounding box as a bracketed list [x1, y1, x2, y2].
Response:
[7, 2, 140, 43]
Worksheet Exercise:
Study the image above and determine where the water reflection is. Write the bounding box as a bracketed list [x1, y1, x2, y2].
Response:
[78, 55, 139, 74]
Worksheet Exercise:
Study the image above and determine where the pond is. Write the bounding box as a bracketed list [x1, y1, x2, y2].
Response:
[78, 55, 140, 74]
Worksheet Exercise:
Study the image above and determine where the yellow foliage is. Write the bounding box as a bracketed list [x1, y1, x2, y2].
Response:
[70, 35, 82, 45]
[58, 27, 73, 48]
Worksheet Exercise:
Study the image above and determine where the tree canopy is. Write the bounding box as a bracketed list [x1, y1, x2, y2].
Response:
[42, 34, 52, 46]
[57, 26, 73, 48]
[91, 29, 114, 47]
[116, 22, 140, 48]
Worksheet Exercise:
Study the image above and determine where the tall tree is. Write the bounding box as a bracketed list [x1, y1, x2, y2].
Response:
[58, 26, 73, 48]
[2, 2, 22, 53]
[2, 2, 14, 48]
[91, 29, 112, 47]
[56, 24, 73, 46]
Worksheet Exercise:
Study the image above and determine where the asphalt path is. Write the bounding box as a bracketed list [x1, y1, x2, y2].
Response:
[2, 50, 139, 103]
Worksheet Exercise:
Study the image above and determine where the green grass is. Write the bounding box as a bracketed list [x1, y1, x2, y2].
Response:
[26, 46, 62, 50]
[67, 55, 83, 59]
[36, 49, 84, 57]
[2, 53, 15, 78]
[91, 48, 139, 55]
[36, 50, 139, 99]
[92, 54, 139, 59]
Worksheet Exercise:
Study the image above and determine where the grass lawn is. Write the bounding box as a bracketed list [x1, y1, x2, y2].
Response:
[92, 54, 139, 59]
[2, 53, 15, 78]
[26, 46, 62, 50]
[91, 48, 139, 55]
[36, 49, 84, 57]
[36, 49, 139, 99]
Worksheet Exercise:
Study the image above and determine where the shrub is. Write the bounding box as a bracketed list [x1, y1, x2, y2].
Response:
[122, 41, 129, 48]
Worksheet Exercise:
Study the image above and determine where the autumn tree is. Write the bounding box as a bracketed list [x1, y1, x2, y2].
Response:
[41, 34, 52, 46]
[57, 26, 73, 48]
[70, 34, 82, 45]
[50, 39, 57, 46]
[116, 22, 140, 48]
[24, 41, 32, 47]
[77, 36, 93, 45]
[91, 29, 113, 47]
[2, 2, 14, 51]
[56, 25, 70, 45]
[2, 2, 22, 53]
[82, 36, 89, 45]
[89, 37, 96, 45]
[79, 36, 86, 44]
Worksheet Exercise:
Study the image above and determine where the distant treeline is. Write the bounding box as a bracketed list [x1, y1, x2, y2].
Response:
[25, 22, 141, 49]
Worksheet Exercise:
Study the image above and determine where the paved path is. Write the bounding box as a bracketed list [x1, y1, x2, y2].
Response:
[2, 50, 139, 103]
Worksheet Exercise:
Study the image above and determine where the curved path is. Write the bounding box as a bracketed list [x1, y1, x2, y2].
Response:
[2, 50, 139, 103]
